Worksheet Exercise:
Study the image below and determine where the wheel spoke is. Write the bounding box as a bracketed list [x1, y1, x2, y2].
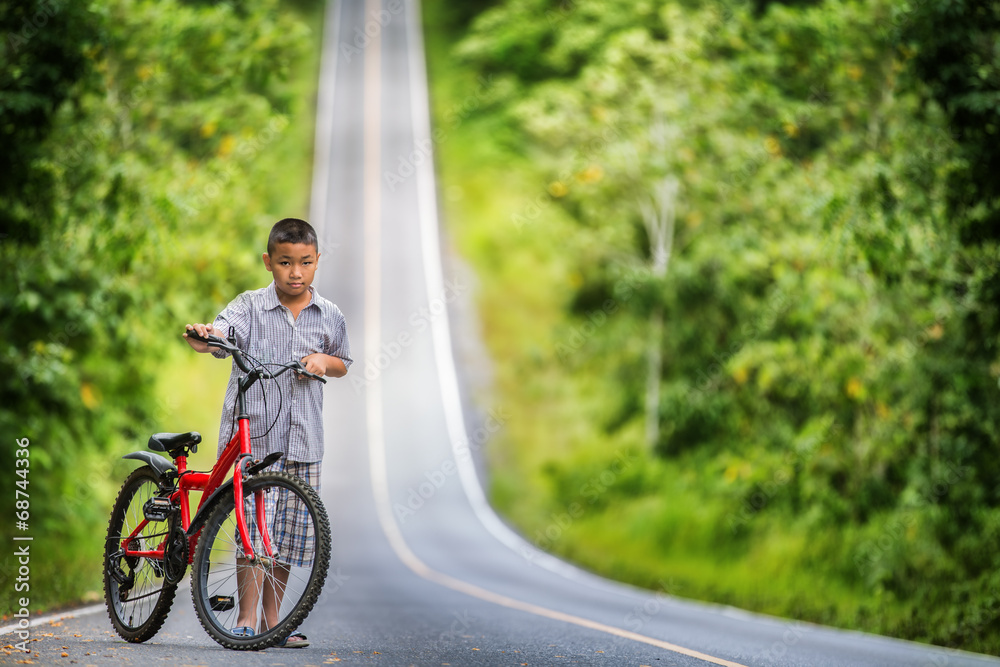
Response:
[191, 472, 330, 649]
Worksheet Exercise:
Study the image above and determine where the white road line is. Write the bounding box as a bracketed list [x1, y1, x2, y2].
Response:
[402, 0, 681, 603]
[309, 0, 341, 241]
[0, 603, 107, 637]
[362, 3, 746, 665]
[403, 0, 612, 590]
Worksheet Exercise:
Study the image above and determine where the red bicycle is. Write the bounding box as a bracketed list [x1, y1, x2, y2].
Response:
[103, 330, 331, 650]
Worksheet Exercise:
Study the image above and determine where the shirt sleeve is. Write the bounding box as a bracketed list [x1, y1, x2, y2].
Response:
[211, 292, 254, 359]
[325, 306, 353, 370]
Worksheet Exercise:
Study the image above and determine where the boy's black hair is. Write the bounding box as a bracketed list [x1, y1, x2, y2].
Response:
[267, 218, 319, 255]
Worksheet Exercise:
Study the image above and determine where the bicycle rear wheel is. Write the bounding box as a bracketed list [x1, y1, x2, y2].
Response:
[191, 471, 331, 650]
[103, 466, 178, 642]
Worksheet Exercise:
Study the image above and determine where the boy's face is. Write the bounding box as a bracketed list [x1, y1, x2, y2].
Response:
[262, 242, 320, 302]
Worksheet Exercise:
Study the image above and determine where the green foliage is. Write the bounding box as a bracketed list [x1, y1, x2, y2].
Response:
[0, 0, 100, 241]
[0, 0, 319, 612]
[429, 0, 1000, 654]
[900, 0, 1000, 232]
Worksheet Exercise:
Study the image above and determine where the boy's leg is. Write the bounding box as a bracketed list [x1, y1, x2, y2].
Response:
[235, 556, 262, 630]
[260, 563, 290, 631]
[235, 494, 270, 631]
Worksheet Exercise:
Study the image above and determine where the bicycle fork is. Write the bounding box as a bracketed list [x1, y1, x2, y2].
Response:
[232, 456, 275, 562]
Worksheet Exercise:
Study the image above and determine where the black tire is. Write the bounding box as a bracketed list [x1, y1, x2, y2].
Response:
[191, 471, 331, 650]
[103, 466, 178, 642]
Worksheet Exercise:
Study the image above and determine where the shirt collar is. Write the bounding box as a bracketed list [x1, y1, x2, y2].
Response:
[262, 281, 316, 311]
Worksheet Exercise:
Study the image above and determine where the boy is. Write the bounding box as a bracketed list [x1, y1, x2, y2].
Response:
[184, 218, 351, 648]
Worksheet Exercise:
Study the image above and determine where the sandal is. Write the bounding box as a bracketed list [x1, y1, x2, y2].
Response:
[230, 626, 255, 637]
[276, 631, 310, 648]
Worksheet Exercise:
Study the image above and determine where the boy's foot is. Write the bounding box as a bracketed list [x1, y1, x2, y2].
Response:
[276, 631, 309, 648]
[230, 626, 255, 637]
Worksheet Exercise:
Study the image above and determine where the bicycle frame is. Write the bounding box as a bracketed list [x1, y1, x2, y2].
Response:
[118, 414, 273, 565]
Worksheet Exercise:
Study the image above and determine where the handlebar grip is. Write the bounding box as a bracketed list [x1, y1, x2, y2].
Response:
[184, 330, 225, 346]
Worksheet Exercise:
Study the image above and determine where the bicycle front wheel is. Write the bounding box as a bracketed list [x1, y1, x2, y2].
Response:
[191, 471, 331, 650]
[103, 465, 177, 642]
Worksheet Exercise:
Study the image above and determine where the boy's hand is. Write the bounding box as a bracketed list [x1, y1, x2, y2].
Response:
[183, 323, 218, 353]
[299, 353, 348, 379]
[299, 353, 329, 378]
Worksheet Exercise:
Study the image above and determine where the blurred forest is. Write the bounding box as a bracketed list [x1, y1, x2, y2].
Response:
[425, 0, 1000, 653]
[0, 0, 321, 611]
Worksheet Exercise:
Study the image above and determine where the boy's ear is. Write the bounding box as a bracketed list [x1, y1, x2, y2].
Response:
[262, 252, 273, 272]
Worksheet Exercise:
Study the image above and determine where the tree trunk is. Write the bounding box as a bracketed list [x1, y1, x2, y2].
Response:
[645, 302, 664, 450]
[640, 176, 678, 451]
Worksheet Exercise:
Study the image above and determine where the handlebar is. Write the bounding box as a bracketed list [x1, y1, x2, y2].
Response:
[184, 329, 327, 384]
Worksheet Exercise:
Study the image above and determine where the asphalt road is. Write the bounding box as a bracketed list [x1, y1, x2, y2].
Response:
[5, 1, 1000, 665]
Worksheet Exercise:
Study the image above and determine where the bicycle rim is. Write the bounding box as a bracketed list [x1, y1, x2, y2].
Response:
[103, 466, 177, 642]
[191, 471, 331, 650]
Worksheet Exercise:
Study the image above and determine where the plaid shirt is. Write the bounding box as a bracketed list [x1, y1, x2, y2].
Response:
[211, 282, 352, 462]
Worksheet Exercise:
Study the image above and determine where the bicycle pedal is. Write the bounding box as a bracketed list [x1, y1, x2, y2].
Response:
[143, 497, 173, 522]
[209, 595, 235, 611]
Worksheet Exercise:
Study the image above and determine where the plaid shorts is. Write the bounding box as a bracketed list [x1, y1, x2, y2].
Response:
[243, 460, 321, 568]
